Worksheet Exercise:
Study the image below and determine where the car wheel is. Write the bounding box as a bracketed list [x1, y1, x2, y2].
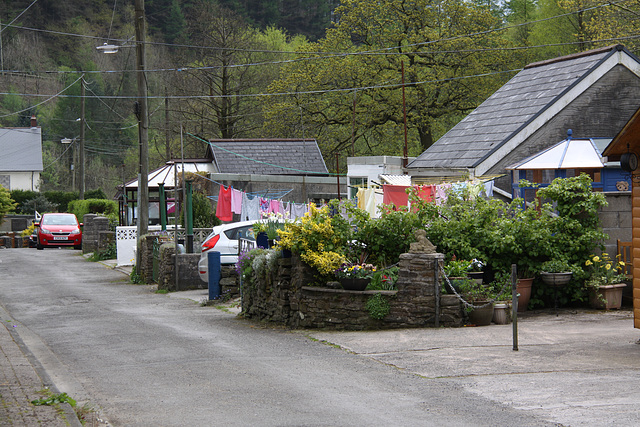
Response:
[74, 245, 82, 250]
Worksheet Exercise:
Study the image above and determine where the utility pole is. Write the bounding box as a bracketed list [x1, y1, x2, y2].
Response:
[135, 0, 149, 239]
[79, 78, 85, 199]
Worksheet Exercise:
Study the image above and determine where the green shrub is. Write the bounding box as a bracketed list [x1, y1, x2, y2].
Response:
[84, 188, 108, 199]
[365, 293, 391, 320]
[68, 199, 118, 226]
[0, 186, 16, 223]
[43, 191, 79, 212]
[20, 195, 57, 215]
[351, 207, 421, 266]
[10, 189, 38, 213]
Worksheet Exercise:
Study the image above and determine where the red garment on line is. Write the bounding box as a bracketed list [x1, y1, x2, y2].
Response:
[215, 185, 233, 222]
[414, 185, 435, 203]
[382, 185, 409, 208]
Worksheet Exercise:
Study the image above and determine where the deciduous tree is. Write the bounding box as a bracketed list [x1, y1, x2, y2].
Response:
[264, 0, 514, 160]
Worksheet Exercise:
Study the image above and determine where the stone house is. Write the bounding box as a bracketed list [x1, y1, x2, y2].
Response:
[407, 45, 640, 196]
[407, 44, 640, 256]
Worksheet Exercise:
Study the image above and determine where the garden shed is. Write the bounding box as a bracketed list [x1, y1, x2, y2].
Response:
[603, 105, 640, 329]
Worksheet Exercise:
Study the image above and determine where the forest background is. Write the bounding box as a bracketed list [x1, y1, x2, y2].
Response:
[1, 0, 639, 198]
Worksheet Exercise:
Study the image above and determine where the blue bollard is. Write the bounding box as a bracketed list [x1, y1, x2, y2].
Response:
[208, 251, 221, 300]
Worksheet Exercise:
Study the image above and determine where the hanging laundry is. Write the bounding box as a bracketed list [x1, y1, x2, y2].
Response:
[383, 185, 410, 208]
[241, 193, 260, 221]
[414, 185, 435, 203]
[269, 199, 280, 214]
[483, 181, 494, 197]
[215, 185, 232, 222]
[373, 191, 384, 219]
[291, 202, 308, 218]
[230, 188, 243, 214]
[278, 201, 289, 218]
[259, 197, 270, 217]
[363, 188, 377, 217]
[435, 183, 452, 206]
[356, 187, 366, 210]
[279, 201, 288, 218]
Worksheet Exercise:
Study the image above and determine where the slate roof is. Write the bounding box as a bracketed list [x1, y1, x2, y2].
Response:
[407, 45, 634, 171]
[207, 139, 328, 175]
[0, 127, 43, 172]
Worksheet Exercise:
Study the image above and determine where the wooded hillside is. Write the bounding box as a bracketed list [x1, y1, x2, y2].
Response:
[0, 0, 638, 196]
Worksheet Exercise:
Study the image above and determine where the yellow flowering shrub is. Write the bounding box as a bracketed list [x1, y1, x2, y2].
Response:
[277, 202, 350, 276]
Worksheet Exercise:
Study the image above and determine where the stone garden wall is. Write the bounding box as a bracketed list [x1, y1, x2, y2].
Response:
[154, 244, 240, 295]
[242, 249, 465, 330]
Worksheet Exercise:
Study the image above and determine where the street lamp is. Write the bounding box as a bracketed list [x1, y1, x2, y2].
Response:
[96, 43, 120, 54]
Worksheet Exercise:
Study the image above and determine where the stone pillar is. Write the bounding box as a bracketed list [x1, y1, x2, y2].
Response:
[82, 214, 98, 253]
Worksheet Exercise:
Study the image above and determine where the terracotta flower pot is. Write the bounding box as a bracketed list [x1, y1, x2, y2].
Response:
[516, 278, 534, 312]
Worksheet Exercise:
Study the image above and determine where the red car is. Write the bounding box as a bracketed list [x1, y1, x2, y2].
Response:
[36, 213, 83, 250]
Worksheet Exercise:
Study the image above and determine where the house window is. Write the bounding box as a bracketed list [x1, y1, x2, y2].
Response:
[0, 175, 9, 189]
[349, 177, 367, 199]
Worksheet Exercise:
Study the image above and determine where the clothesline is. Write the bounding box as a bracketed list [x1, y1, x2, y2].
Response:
[215, 184, 310, 222]
[356, 181, 495, 218]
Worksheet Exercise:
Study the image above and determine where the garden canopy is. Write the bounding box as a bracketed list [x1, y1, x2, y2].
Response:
[506, 138, 604, 170]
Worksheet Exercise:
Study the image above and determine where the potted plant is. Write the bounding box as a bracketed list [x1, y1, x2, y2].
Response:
[515, 266, 535, 313]
[584, 253, 627, 309]
[335, 262, 377, 291]
[458, 278, 498, 326]
[540, 259, 573, 286]
[252, 221, 269, 248]
[468, 258, 485, 284]
[443, 258, 471, 294]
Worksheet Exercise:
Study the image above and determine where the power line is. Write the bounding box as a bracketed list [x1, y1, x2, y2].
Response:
[0, 74, 83, 118]
[0, 0, 635, 75]
[0, 0, 39, 35]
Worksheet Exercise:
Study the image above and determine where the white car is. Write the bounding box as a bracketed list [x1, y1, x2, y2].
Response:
[198, 220, 258, 283]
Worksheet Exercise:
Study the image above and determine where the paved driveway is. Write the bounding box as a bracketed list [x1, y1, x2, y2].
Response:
[309, 309, 640, 426]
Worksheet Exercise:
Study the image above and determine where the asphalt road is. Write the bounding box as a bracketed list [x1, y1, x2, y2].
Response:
[0, 248, 555, 426]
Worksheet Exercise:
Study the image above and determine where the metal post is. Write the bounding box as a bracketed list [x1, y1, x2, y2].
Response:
[336, 153, 341, 200]
[158, 183, 167, 231]
[512, 264, 519, 351]
[186, 180, 193, 253]
[434, 258, 440, 328]
[401, 61, 408, 170]
[208, 251, 221, 300]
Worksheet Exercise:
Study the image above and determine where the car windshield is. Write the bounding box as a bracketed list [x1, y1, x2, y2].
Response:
[42, 215, 77, 226]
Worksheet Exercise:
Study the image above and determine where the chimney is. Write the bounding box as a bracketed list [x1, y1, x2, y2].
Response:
[30, 115, 37, 128]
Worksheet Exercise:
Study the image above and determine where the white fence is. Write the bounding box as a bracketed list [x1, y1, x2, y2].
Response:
[116, 226, 213, 267]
